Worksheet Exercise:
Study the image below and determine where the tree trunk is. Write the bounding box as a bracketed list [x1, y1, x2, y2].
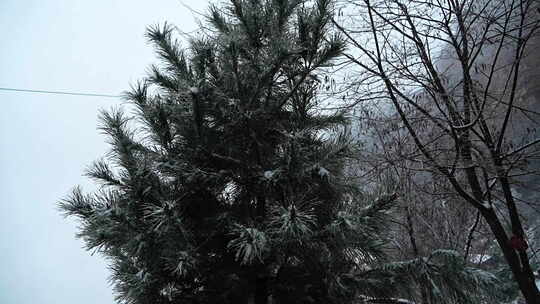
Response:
[481, 208, 540, 303]
[254, 276, 268, 304]
[405, 207, 430, 304]
[462, 139, 539, 302]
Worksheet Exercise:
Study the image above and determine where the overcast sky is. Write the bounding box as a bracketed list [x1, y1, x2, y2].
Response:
[0, 1, 206, 303]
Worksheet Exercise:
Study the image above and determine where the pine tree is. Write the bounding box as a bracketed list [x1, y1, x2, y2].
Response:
[59, 1, 506, 303]
[59, 0, 393, 303]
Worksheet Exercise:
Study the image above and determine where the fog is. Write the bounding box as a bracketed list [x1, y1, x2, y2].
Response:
[0, 1, 205, 303]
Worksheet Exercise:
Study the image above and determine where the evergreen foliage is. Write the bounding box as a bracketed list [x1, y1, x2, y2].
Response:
[351, 249, 503, 304]
[59, 0, 390, 303]
[59, 0, 507, 303]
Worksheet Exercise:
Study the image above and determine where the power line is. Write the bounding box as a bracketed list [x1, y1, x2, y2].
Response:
[0, 87, 121, 98]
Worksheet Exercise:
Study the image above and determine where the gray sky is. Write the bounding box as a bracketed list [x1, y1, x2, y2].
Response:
[0, 1, 206, 303]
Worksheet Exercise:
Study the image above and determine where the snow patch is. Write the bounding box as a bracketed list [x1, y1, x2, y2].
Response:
[480, 200, 492, 209]
[469, 254, 492, 264]
[189, 87, 199, 94]
[264, 170, 276, 180]
[318, 167, 330, 177]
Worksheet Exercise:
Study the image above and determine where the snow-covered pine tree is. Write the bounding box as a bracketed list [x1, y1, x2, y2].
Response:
[59, 0, 394, 303]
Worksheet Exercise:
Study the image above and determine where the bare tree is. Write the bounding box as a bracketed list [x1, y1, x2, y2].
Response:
[335, 0, 540, 302]
[348, 118, 498, 302]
